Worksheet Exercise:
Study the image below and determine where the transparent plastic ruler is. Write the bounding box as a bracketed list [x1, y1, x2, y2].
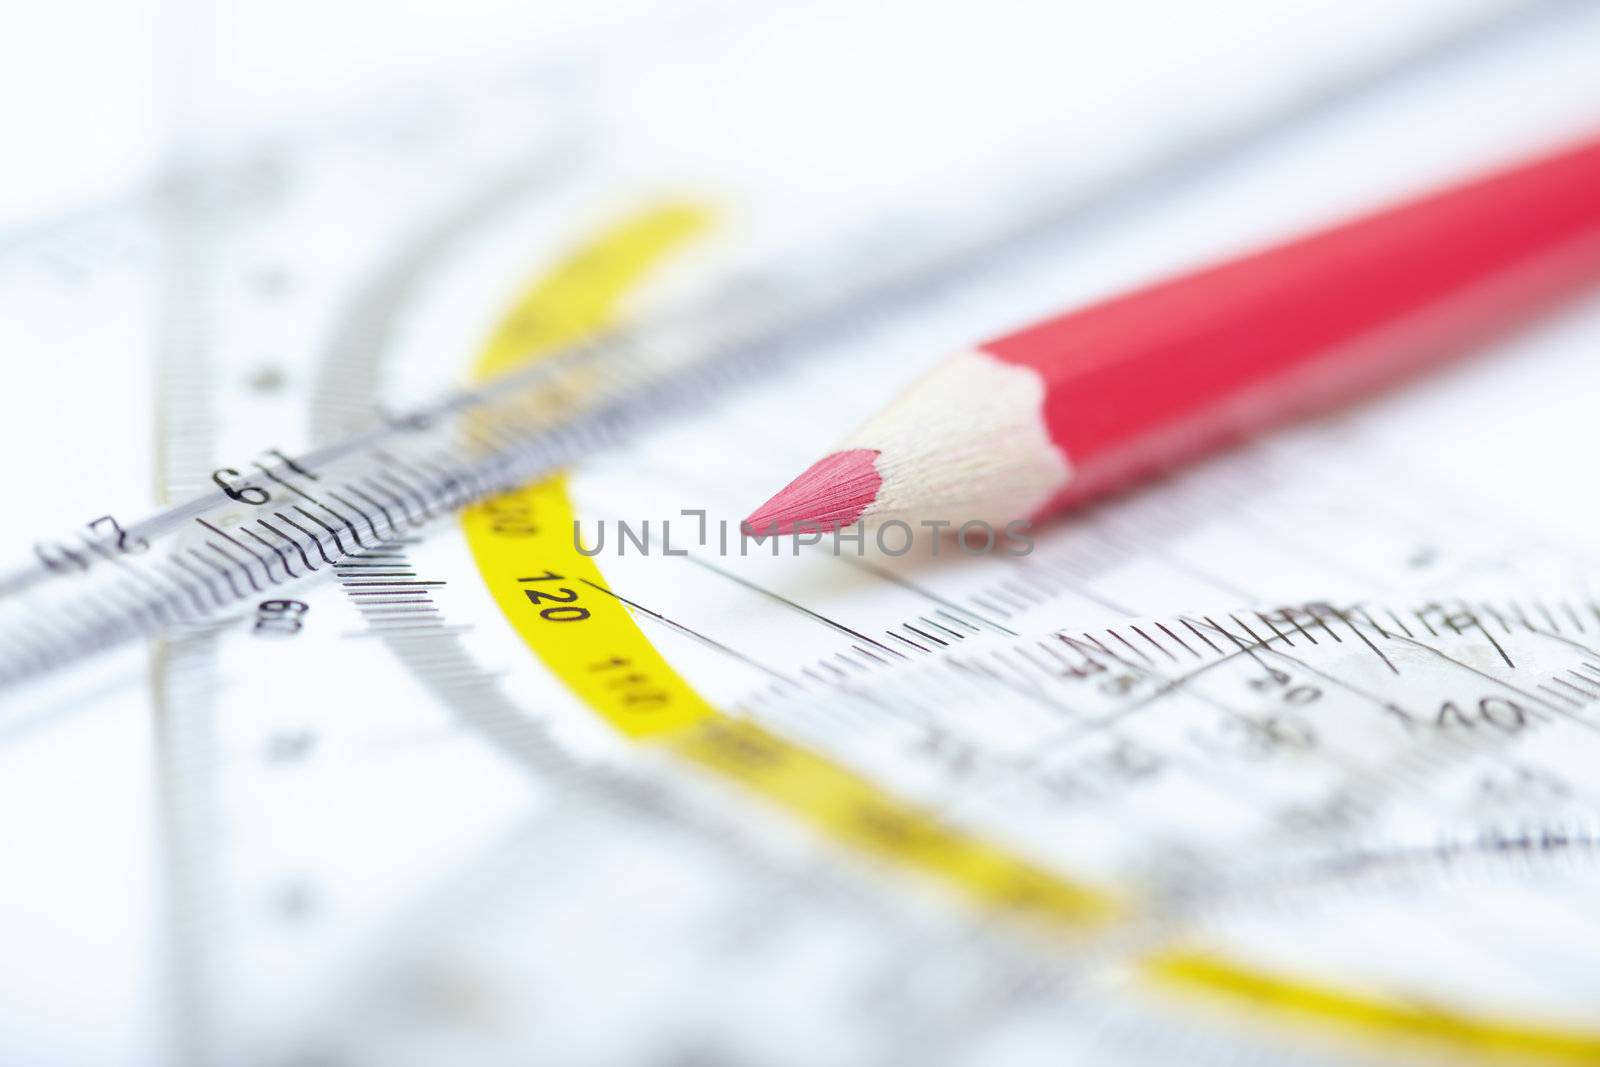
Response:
[5, 2, 1600, 1066]
[2, 0, 1594, 694]
[296, 592, 1600, 1066]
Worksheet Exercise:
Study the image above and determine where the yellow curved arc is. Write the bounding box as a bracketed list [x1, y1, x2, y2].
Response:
[1145, 951, 1600, 1064]
[470, 203, 713, 378]
[457, 200, 1600, 1063]
[460, 202, 1117, 928]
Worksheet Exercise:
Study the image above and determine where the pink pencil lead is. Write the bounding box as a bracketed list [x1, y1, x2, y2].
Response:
[743, 449, 883, 536]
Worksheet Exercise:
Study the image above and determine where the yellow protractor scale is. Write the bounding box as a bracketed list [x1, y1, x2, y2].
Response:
[1143, 951, 1600, 1065]
[461, 202, 1117, 930]
[458, 202, 1600, 1065]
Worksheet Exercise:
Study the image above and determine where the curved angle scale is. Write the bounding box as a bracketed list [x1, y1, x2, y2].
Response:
[454, 201, 1600, 1064]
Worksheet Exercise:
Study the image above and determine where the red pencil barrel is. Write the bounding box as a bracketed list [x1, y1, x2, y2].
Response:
[983, 134, 1600, 516]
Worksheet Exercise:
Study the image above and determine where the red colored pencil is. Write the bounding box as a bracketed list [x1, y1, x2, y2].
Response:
[745, 133, 1600, 535]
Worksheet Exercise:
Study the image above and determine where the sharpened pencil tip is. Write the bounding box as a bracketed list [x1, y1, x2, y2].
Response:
[743, 449, 883, 536]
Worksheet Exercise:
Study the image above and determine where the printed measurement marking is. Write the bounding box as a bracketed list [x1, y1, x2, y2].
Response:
[455, 203, 1600, 1060]
[460, 203, 1117, 927]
